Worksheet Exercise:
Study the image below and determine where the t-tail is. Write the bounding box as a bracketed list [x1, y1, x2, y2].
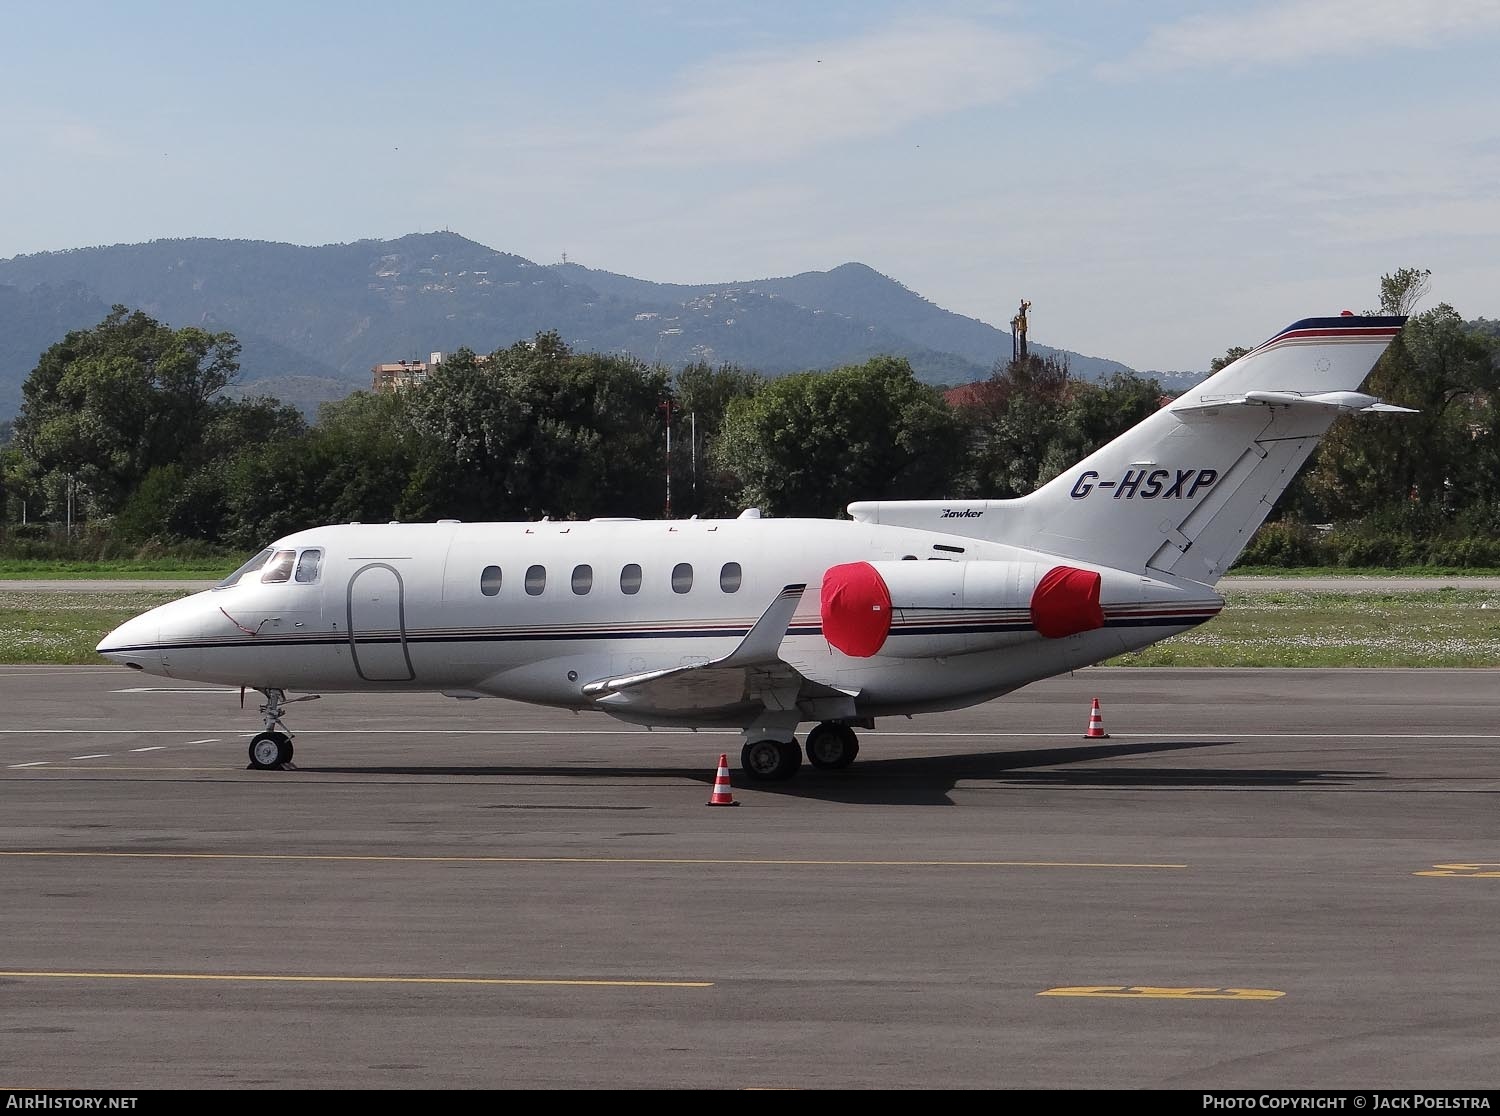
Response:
[849, 315, 1409, 585]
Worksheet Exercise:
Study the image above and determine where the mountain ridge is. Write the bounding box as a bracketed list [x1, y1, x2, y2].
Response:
[0, 231, 1140, 419]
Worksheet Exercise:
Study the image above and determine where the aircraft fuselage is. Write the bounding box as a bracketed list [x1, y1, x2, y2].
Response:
[99, 516, 1220, 724]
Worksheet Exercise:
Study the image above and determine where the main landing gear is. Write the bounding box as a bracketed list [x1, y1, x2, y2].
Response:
[804, 722, 859, 770]
[741, 737, 802, 782]
[739, 721, 861, 782]
[246, 687, 319, 771]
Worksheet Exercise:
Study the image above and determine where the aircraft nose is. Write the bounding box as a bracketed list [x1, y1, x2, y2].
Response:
[95, 613, 162, 673]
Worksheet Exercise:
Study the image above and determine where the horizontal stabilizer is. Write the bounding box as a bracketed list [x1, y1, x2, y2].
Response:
[1178, 389, 1418, 414]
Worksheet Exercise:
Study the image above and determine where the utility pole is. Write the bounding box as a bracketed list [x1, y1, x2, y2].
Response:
[657, 399, 677, 518]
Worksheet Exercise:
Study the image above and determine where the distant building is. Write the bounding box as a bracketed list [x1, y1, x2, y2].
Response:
[372, 358, 429, 393]
[372, 350, 488, 392]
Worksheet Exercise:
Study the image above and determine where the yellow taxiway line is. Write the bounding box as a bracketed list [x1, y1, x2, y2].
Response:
[0, 969, 710, 989]
[0, 851, 1187, 869]
[1039, 986, 1284, 1000]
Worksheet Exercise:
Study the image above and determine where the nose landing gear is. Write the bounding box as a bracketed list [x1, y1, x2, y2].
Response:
[245, 687, 320, 771]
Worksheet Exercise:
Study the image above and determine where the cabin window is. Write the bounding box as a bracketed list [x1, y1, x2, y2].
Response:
[480, 565, 502, 596]
[719, 562, 742, 593]
[525, 565, 547, 596]
[216, 548, 273, 589]
[572, 564, 593, 595]
[260, 549, 296, 584]
[294, 549, 323, 584]
[672, 562, 693, 594]
[620, 563, 642, 595]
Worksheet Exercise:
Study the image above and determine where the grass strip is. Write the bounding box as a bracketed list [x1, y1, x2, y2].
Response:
[4, 588, 1500, 667]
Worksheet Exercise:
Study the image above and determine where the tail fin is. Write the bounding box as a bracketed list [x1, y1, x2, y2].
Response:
[848, 315, 1406, 584]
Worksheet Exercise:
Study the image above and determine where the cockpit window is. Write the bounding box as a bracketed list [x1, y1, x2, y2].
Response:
[261, 549, 296, 584]
[294, 549, 323, 584]
[215, 548, 273, 590]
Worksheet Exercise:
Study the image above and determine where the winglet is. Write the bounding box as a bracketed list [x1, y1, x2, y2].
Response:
[581, 583, 807, 698]
[719, 583, 806, 667]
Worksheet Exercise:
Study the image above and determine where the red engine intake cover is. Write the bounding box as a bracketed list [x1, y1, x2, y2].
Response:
[1030, 565, 1105, 639]
[820, 561, 893, 657]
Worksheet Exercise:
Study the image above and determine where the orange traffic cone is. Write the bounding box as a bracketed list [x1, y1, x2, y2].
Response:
[1083, 698, 1110, 739]
[708, 753, 739, 806]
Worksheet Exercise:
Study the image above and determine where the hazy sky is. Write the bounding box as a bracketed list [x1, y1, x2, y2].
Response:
[4, 0, 1497, 371]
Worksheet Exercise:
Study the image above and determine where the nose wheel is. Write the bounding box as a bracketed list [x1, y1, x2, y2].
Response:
[245, 687, 317, 770]
[248, 731, 294, 770]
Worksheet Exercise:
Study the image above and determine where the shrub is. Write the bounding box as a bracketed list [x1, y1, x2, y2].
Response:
[1235, 521, 1326, 568]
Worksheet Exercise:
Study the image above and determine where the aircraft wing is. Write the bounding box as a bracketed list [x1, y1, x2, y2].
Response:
[582, 584, 852, 716]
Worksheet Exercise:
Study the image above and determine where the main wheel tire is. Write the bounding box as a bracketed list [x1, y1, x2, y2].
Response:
[248, 731, 293, 769]
[741, 737, 802, 782]
[806, 722, 859, 770]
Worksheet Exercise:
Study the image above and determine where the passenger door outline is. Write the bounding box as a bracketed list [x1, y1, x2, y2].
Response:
[346, 562, 416, 681]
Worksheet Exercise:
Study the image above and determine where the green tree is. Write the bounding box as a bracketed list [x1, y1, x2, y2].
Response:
[957, 362, 1069, 498]
[0, 447, 42, 529]
[396, 347, 518, 521]
[954, 356, 1164, 498]
[1209, 346, 1250, 374]
[399, 335, 670, 522]
[218, 437, 327, 550]
[670, 362, 763, 518]
[714, 356, 963, 517]
[13, 306, 239, 519]
[111, 395, 308, 545]
[1306, 281, 1490, 523]
[1042, 371, 1165, 479]
[214, 391, 421, 549]
[309, 390, 417, 525]
[1376, 267, 1431, 317]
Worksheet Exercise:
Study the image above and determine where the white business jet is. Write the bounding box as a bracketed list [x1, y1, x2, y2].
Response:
[97, 315, 1408, 779]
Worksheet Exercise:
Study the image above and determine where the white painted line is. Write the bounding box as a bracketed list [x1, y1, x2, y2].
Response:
[130, 746, 166, 753]
[0, 668, 121, 676]
[864, 732, 1500, 740]
[2, 727, 1499, 740]
[71, 753, 110, 760]
[112, 687, 241, 694]
[187, 739, 219, 744]
[8, 761, 50, 768]
[6, 727, 1500, 741]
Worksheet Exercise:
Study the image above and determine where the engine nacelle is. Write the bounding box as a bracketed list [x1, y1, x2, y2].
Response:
[820, 559, 1132, 658]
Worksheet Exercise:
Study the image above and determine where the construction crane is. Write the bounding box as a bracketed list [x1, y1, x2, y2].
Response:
[1011, 299, 1031, 362]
